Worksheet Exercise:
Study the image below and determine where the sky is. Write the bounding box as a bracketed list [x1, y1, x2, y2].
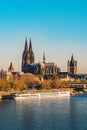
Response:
[0, 0, 87, 73]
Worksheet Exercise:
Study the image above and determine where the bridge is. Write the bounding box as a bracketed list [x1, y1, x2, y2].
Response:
[71, 82, 87, 88]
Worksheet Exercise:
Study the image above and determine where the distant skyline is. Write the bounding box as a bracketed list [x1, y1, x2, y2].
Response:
[0, 0, 87, 73]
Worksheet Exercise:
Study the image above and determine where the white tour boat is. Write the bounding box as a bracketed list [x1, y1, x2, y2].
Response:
[13, 91, 70, 100]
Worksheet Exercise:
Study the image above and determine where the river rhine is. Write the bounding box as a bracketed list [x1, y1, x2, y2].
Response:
[0, 94, 87, 130]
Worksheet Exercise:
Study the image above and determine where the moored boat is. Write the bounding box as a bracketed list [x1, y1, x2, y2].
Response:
[13, 91, 70, 100]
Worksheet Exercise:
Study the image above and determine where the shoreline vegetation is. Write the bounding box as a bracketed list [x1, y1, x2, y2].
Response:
[0, 74, 86, 100]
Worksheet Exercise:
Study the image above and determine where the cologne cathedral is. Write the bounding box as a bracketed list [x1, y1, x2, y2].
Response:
[22, 37, 60, 76]
[22, 37, 41, 75]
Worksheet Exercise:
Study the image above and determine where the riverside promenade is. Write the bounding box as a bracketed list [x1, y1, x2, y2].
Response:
[0, 87, 85, 100]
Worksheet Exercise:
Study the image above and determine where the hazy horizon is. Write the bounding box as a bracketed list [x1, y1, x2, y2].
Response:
[0, 0, 87, 73]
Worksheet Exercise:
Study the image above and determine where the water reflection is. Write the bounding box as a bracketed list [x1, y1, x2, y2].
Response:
[0, 96, 87, 130]
[15, 98, 70, 130]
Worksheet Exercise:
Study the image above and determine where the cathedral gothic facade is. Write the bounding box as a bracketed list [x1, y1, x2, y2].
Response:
[22, 37, 35, 66]
[22, 37, 60, 76]
[22, 37, 40, 74]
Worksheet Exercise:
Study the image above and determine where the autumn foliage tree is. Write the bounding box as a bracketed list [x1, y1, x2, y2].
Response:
[10, 80, 27, 91]
[0, 80, 11, 91]
[41, 80, 52, 89]
[0, 73, 71, 91]
[40, 78, 71, 90]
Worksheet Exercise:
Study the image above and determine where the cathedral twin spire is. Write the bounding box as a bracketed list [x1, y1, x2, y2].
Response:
[22, 37, 35, 66]
[24, 37, 28, 52]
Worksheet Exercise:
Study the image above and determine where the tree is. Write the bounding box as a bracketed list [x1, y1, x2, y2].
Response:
[10, 80, 27, 91]
[41, 80, 52, 89]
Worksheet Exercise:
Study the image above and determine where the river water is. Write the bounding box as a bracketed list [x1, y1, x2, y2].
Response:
[0, 95, 87, 130]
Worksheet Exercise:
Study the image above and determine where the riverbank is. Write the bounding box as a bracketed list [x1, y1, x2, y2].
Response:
[0, 91, 14, 100]
[0, 88, 86, 100]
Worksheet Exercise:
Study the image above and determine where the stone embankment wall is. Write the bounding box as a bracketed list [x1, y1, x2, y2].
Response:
[0, 92, 14, 100]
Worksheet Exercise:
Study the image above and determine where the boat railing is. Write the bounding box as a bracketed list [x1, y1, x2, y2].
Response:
[14, 91, 70, 98]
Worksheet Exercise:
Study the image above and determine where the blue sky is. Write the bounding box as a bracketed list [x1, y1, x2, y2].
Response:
[0, 0, 87, 73]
